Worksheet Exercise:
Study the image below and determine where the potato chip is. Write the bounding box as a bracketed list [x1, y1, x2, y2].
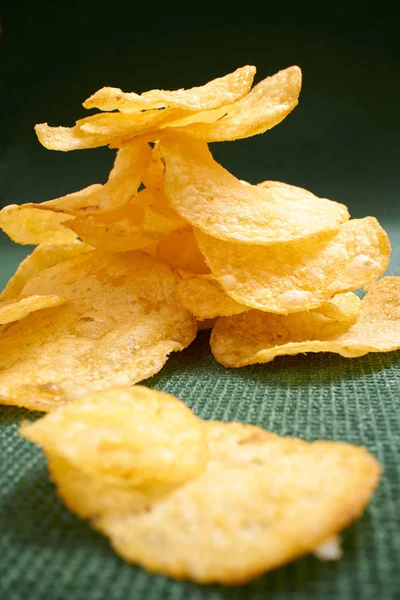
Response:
[0, 201, 80, 245]
[155, 228, 209, 274]
[177, 272, 361, 323]
[160, 134, 349, 244]
[65, 188, 184, 253]
[36, 67, 256, 151]
[0, 295, 66, 324]
[196, 217, 390, 313]
[169, 66, 302, 142]
[1, 240, 91, 299]
[141, 144, 164, 199]
[35, 109, 187, 152]
[96, 420, 379, 584]
[0, 250, 196, 411]
[177, 271, 246, 319]
[316, 292, 361, 322]
[20, 386, 208, 514]
[83, 66, 256, 113]
[0, 142, 150, 245]
[141, 145, 186, 232]
[211, 277, 400, 367]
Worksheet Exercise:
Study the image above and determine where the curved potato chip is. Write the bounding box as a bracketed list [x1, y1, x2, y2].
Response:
[170, 66, 301, 142]
[196, 217, 390, 313]
[97, 420, 379, 584]
[177, 271, 246, 319]
[20, 386, 208, 497]
[211, 277, 400, 367]
[0, 142, 150, 245]
[156, 228, 209, 274]
[160, 134, 349, 244]
[177, 272, 361, 323]
[0, 250, 196, 411]
[316, 292, 361, 322]
[83, 66, 256, 113]
[0, 295, 66, 324]
[35, 110, 186, 151]
[40, 140, 150, 215]
[1, 240, 91, 299]
[66, 188, 184, 252]
[0, 202, 80, 245]
[36, 67, 256, 152]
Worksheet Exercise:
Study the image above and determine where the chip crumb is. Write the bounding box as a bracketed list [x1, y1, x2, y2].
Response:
[313, 535, 343, 561]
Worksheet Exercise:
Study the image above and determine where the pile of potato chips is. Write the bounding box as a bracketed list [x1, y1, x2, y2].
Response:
[1, 64, 399, 410]
[0, 65, 398, 583]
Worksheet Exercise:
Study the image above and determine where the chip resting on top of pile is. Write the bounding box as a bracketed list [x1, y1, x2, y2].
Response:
[35, 66, 257, 151]
[159, 133, 349, 244]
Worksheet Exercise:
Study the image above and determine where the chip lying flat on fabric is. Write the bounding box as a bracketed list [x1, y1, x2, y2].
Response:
[20, 385, 380, 585]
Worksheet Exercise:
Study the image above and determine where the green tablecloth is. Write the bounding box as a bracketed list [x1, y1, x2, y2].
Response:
[0, 236, 399, 600]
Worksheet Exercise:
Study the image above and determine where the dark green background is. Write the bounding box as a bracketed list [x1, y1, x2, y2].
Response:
[1, 3, 399, 599]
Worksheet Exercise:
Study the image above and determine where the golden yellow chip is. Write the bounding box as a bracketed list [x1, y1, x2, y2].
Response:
[66, 188, 184, 252]
[96, 420, 379, 584]
[0, 250, 196, 411]
[211, 276, 400, 367]
[169, 66, 301, 142]
[35, 109, 186, 152]
[177, 271, 361, 323]
[141, 145, 187, 232]
[20, 386, 208, 516]
[177, 271, 246, 319]
[1, 241, 91, 299]
[316, 292, 361, 322]
[155, 228, 209, 274]
[0, 295, 66, 324]
[196, 217, 390, 313]
[141, 144, 164, 199]
[0, 142, 150, 245]
[83, 66, 256, 113]
[160, 133, 349, 244]
[36, 67, 256, 151]
[0, 201, 80, 245]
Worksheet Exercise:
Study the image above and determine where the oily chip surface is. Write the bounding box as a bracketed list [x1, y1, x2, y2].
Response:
[83, 66, 256, 113]
[155, 228, 209, 274]
[97, 420, 380, 584]
[177, 271, 246, 319]
[210, 277, 400, 367]
[0, 250, 196, 411]
[196, 217, 390, 313]
[0, 295, 66, 324]
[176, 272, 361, 322]
[316, 292, 361, 322]
[20, 386, 208, 516]
[1, 241, 91, 299]
[169, 66, 302, 142]
[160, 133, 349, 244]
[0, 141, 150, 245]
[35, 67, 256, 151]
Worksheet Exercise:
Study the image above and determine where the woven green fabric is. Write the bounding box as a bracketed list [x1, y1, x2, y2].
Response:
[0, 237, 399, 600]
